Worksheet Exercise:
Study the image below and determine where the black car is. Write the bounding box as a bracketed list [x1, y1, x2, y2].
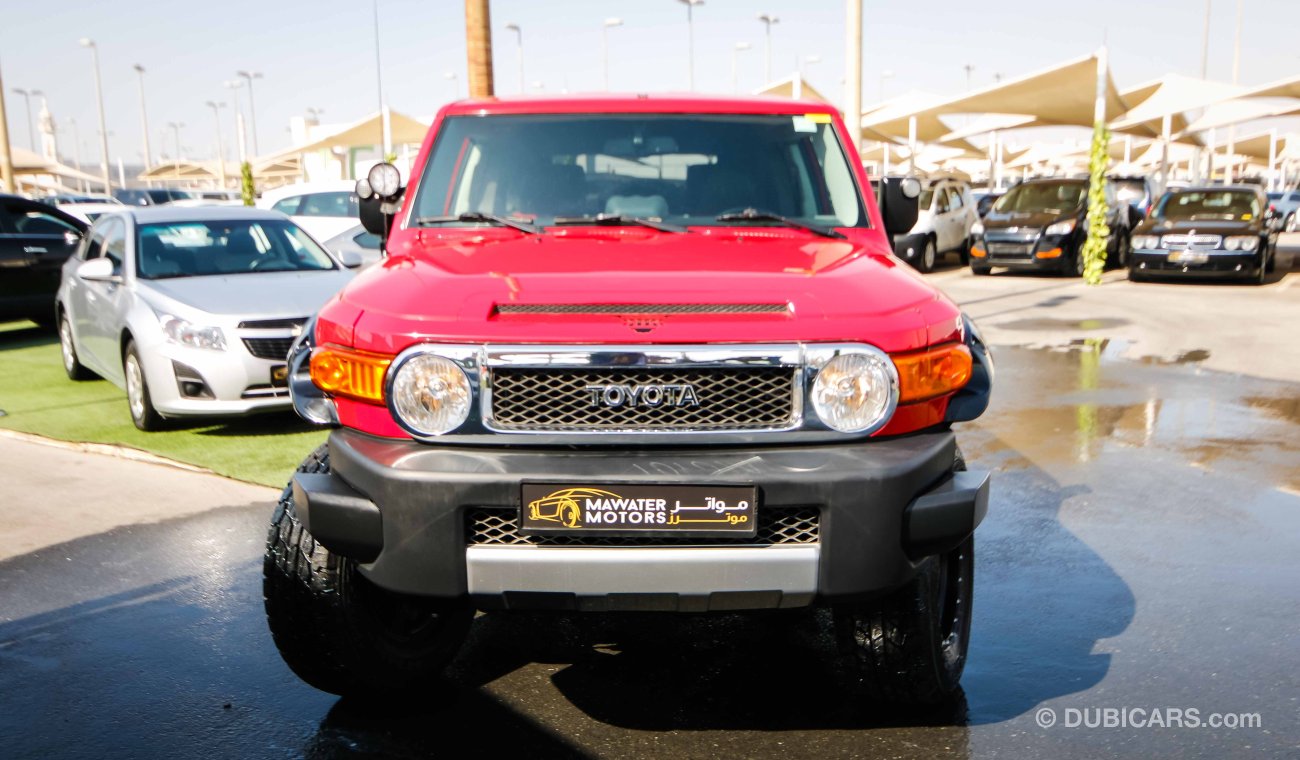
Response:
[970, 177, 1133, 276]
[112, 187, 194, 206]
[0, 194, 87, 325]
[1128, 186, 1279, 284]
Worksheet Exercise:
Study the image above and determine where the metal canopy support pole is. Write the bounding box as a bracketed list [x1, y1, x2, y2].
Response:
[1159, 114, 1172, 196]
[1267, 129, 1277, 190]
[987, 130, 996, 191]
[1206, 128, 1216, 182]
[844, 0, 862, 154]
[1124, 135, 1132, 166]
[907, 115, 917, 174]
[0, 66, 13, 193]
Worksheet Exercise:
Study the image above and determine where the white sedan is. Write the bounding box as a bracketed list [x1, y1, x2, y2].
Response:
[257, 180, 360, 242]
[55, 206, 358, 430]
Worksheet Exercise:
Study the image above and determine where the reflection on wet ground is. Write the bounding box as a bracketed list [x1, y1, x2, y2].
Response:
[0, 347, 1297, 758]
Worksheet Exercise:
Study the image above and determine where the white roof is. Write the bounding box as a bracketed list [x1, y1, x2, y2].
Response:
[256, 180, 358, 208]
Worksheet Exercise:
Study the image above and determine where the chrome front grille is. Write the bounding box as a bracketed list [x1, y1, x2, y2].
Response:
[467, 506, 820, 546]
[1161, 234, 1222, 250]
[487, 366, 797, 432]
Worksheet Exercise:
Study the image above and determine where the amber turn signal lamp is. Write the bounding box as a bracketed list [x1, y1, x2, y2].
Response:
[1035, 247, 1063, 259]
[310, 346, 392, 403]
[893, 343, 973, 403]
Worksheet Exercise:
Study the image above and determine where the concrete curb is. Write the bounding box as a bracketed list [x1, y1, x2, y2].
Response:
[0, 428, 215, 476]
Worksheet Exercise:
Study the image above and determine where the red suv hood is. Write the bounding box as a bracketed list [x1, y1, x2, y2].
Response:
[324, 229, 962, 354]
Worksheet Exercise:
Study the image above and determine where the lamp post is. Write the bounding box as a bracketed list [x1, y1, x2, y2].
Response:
[78, 38, 112, 192]
[757, 13, 779, 85]
[504, 23, 524, 94]
[11, 88, 41, 151]
[235, 70, 262, 156]
[602, 18, 623, 91]
[731, 42, 751, 93]
[167, 121, 184, 178]
[130, 66, 153, 170]
[205, 101, 227, 188]
[676, 0, 704, 91]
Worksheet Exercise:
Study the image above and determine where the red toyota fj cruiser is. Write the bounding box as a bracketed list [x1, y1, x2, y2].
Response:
[264, 94, 992, 705]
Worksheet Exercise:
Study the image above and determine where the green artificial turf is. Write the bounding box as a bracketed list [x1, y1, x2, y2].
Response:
[0, 320, 326, 487]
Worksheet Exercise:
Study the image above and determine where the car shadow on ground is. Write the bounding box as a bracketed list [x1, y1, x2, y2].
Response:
[0, 321, 55, 350]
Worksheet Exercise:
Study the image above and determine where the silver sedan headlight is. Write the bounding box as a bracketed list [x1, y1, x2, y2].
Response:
[1223, 236, 1258, 251]
[810, 349, 898, 434]
[387, 352, 472, 436]
[1131, 235, 1161, 250]
[160, 315, 226, 351]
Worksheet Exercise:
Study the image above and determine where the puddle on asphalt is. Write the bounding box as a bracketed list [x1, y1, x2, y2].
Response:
[964, 342, 1300, 492]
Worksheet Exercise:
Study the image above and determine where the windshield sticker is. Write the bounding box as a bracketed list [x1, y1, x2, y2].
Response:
[792, 115, 817, 133]
[805, 113, 832, 124]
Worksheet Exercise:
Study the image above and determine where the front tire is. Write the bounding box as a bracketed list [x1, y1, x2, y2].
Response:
[124, 341, 164, 431]
[263, 446, 473, 698]
[59, 313, 93, 381]
[832, 449, 974, 705]
[917, 238, 937, 273]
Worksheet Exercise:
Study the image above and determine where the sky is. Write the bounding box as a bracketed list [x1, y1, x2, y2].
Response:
[2, 0, 1298, 169]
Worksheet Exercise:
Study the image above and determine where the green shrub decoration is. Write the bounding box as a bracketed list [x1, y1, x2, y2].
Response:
[1081, 124, 1111, 285]
[240, 161, 255, 206]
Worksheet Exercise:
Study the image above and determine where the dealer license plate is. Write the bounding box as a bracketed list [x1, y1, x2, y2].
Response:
[520, 483, 758, 537]
[1168, 250, 1209, 265]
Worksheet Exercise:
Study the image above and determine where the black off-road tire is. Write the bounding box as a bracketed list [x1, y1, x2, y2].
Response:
[971, 263, 991, 276]
[833, 449, 974, 705]
[263, 445, 473, 698]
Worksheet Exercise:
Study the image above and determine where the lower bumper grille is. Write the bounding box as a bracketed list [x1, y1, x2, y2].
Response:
[467, 506, 820, 547]
[985, 242, 1036, 259]
[242, 337, 295, 361]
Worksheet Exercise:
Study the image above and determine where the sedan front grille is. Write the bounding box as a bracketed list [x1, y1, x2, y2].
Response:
[1160, 234, 1222, 250]
[242, 337, 296, 361]
[985, 242, 1036, 259]
[487, 366, 797, 432]
[467, 506, 819, 546]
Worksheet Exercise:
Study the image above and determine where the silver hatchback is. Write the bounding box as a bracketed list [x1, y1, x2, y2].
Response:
[55, 206, 357, 430]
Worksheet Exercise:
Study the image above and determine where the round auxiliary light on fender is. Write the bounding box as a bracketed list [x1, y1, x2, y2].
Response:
[367, 162, 401, 199]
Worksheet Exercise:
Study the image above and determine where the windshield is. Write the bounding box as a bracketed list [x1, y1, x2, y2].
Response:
[992, 182, 1086, 215]
[410, 113, 867, 228]
[136, 218, 338, 279]
[1154, 190, 1260, 222]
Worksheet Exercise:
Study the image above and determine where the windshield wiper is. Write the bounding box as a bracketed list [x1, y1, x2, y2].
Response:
[714, 208, 846, 239]
[413, 211, 541, 234]
[552, 213, 687, 233]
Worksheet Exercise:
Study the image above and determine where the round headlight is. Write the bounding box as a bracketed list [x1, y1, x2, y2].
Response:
[367, 162, 401, 199]
[388, 353, 472, 436]
[811, 351, 897, 433]
[354, 178, 373, 200]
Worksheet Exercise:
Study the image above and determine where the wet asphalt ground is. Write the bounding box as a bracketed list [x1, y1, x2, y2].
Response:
[2, 311, 1299, 757]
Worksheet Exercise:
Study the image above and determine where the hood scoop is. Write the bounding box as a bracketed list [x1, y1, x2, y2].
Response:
[494, 303, 790, 315]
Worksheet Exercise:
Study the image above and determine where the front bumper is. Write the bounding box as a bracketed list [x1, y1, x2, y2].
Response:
[1130, 250, 1262, 278]
[139, 339, 291, 417]
[292, 428, 989, 612]
[974, 233, 1074, 270]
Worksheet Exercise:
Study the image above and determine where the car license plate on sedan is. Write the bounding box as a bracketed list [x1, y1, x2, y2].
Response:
[520, 483, 758, 537]
[1168, 250, 1209, 265]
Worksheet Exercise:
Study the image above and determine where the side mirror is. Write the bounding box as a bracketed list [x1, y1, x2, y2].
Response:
[77, 257, 122, 284]
[337, 249, 364, 269]
[880, 176, 922, 236]
[357, 163, 404, 239]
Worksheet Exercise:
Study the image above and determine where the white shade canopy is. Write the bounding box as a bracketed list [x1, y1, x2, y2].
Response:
[1109, 74, 1245, 132]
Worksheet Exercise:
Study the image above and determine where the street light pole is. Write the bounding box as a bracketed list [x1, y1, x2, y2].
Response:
[79, 38, 112, 192]
[206, 102, 227, 188]
[732, 42, 751, 93]
[504, 23, 524, 94]
[235, 70, 262, 156]
[168, 121, 184, 176]
[757, 13, 779, 85]
[11, 88, 40, 151]
[1200, 0, 1212, 79]
[602, 18, 623, 91]
[677, 0, 704, 92]
[133, 65, 152, 169]
[1225, 0, 1243, 182]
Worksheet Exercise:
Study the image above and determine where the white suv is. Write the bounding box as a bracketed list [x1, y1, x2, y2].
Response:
[893, 178, 979, 273]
